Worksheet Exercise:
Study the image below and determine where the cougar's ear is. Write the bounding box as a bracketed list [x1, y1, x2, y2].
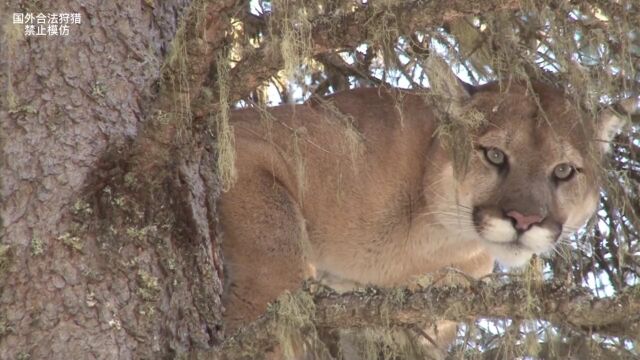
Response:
[596, 110, 625, 154]
[596, 97, 638, 153]
[425, 55, 472, 104]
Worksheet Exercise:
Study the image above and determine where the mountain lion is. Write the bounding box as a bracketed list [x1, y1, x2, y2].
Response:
[219, 78, 625, 352]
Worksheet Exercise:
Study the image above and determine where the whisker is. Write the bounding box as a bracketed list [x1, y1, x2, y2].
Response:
[555, 238, 591, 252]
[562, 226, 581, 232]
[415, 213, 473, 222]
[427, 219, 476, 226]
[423, 205, 474, 214]
[551, 246, 570, 263]
[417, 210, 471, 217]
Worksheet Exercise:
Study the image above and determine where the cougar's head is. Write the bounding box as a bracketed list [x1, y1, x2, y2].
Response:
[427, 80, 625, 267]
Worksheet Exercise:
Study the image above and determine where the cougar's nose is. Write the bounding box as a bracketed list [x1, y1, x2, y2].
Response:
[506, 210, 544, 231]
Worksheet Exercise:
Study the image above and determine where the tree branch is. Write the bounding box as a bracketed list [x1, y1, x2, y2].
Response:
[198, 279, 640, 359]
[209, 0, 526, 109]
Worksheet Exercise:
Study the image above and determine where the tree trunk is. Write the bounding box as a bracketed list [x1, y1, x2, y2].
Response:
[0, 0, 230, 358]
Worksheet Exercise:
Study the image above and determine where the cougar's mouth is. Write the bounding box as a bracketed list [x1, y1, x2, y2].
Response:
[472, 207, 562, 267]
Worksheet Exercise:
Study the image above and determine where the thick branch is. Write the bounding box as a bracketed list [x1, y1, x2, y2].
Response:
[313, 282, 640, 335]
[202, 280, 640, 359]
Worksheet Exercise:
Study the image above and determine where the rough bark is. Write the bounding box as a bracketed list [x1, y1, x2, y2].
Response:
[0, 0, 237, 358]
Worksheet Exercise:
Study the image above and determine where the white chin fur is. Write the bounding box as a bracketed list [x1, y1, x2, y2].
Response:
[520, 226, 555, 254]
[483, 218, 516, 243]
[481, 218, 556, 268]
[483, 242, 534, 267]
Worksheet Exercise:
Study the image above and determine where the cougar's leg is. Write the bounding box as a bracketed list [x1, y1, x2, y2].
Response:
[220, 171, 309, 334]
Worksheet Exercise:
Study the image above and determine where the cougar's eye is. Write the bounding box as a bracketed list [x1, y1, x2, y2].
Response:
[553, 163, 575, 180]
[484, 147, 506, 166]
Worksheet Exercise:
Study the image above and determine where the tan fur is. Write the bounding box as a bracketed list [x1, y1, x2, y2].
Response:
[219, 82, 611, 351]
